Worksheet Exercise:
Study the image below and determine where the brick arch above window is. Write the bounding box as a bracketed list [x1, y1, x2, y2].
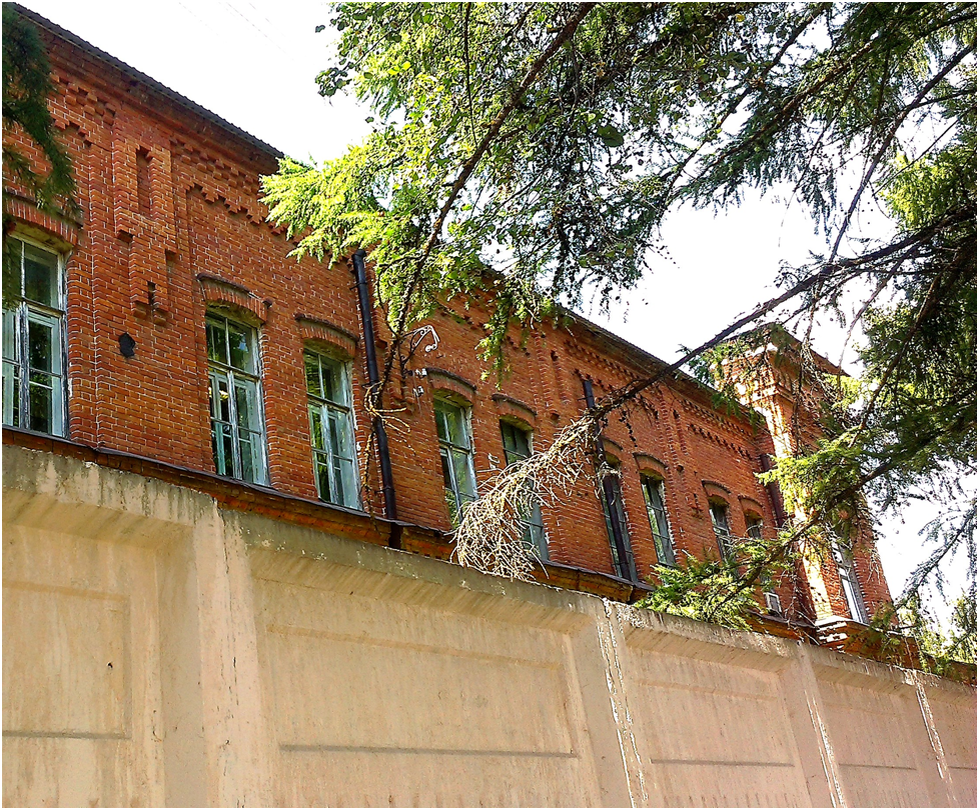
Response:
[197, 273, 268, 325]
[738, 494, 765, 518]
[602, 435, 624, 463]
[633, 452, 668, 479]
[4, 206, 80, 249]
[491, 393, 536, 429]
[702, 479, 732, 503]
[295, 315, 358, 360]
[425, 367, 476, 405]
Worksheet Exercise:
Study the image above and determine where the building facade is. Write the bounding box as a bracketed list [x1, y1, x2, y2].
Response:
[718, 328, 896, 637]
[6, 9, 979, 808]
[4, 8, 891, 631]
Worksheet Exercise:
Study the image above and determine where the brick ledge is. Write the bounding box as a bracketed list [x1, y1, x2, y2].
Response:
[2, 426, 649, 605]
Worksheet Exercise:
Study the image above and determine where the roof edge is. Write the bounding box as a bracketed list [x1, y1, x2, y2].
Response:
[560, 306, 762, 427]
[11, 3, 285, 161]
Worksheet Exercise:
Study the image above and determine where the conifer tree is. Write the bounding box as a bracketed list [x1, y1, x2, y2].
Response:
[264, 3, 976, 636]
[2, 5, 77, 229]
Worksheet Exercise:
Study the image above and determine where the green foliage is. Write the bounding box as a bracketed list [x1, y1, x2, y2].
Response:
[868, 593, 976, 674]
[263, 2, 976, 626]
[261, 3, 770, 361]
[860, 284, 976, 492]
[945, 593, 978, 664]
[908, 593, 977, 667]
[0, 4, 75, 308]
[264, 3, 974, 365]
[639, 555, 757, 630]
[638, 529, 795, 629]
[760, 432, 866, 522]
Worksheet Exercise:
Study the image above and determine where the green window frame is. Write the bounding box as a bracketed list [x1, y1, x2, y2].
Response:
[709, 501, 733, 561]
[2, 236, 66, 437]
[601, 462, 637, 581]
[305, 350, 359, 509]
[500, 420, 547, 559]
[435, 398, 477, 524]
[641, 475, 675, 567]
[206, 312, 267, 485]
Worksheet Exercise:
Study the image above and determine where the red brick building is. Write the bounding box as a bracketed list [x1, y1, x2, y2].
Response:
[3, 6, 892, 633]
[717, 328, 897, 638]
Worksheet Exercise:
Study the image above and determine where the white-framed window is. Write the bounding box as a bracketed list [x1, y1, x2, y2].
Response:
[305, 350, 359, 509]
[601, 461, 637, 581]
[435, 397, 477, 524]
[641, 475, 676, 567]
[709, 501, 733, 561]
[764, 591, 783, 617]
[205, 311, 267, 485]
[500, 420, 547, 559]
[2, 235, 66, 436]
[832, 541, 869, 624]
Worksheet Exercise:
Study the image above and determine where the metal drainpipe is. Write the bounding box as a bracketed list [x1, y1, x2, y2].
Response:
[351, 249, 399, 530]
[582, 378, 635, 583]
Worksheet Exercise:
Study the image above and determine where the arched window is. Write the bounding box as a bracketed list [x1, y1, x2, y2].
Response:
[434, 396, 477, 524]
[600, 457, 636, 581]
[832, 541, 869, 624]
[641, 475, 676, 567]
[500, 419, 547, 559]
[709, 500, 733, 561]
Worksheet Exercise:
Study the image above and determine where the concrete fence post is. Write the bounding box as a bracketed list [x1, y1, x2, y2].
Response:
[191, 508, 271, 807]
[908, 671, 958, 806]
[594, 600, 649, 807]
[783, 643, 849, 807]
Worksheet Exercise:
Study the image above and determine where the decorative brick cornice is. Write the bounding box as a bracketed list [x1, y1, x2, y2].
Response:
[51, 73, 113, 145]
[183, 177, 268, 227]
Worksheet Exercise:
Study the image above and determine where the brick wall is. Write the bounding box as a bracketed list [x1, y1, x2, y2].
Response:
[720, 335, 895, 620]
[2, 9, 890, 622]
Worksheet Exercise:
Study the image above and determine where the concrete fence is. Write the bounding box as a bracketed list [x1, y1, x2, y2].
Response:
[3, 445, 976, 807]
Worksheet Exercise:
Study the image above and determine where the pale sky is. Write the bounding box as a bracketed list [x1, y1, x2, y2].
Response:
[18, 0, 972, 618]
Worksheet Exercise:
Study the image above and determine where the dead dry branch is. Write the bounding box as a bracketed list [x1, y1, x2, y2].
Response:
[453, 415, 600, 579]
